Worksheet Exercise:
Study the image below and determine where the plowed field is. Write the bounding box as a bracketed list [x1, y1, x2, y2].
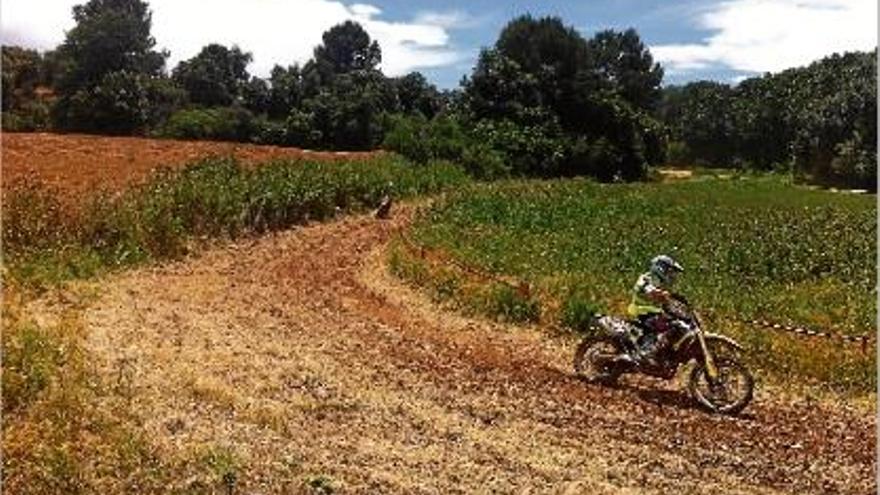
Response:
[1, 133, 378, 203]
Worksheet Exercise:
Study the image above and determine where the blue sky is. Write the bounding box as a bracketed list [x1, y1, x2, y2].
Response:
[2, 0, 876, 88]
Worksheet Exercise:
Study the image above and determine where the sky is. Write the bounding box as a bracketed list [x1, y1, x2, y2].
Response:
[1, 0, 876, 89]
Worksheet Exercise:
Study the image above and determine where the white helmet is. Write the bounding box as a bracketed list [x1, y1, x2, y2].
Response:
[650, 255, 684, 285]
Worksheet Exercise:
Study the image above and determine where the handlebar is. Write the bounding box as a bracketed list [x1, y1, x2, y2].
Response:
[663, 293, 693, 320]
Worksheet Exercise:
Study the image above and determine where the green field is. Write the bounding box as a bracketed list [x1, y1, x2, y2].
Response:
[401, 176, 876, 390]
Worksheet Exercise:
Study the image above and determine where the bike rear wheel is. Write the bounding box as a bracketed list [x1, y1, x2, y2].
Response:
[573, 337, 624, 384]
[688, 358, 754, 415]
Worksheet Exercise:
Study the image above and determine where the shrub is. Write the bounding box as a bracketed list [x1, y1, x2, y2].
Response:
[382, 113, 511, 179]
[157, 106, 256, 142]
[472, 116, 568, 177]
[1, 100, 51, 132]
[666, 140, 691, 164]
[487, 284, 541, 323]
[560, 294, 600, 334]
[53, 71, 183, 135]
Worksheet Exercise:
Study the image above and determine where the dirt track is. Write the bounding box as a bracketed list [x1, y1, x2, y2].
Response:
[65, 205, 874, 494]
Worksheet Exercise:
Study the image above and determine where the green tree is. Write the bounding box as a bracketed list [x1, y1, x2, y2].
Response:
[587, 28, 663, 111]
[494, 15, 589, 123]
[462, 15, 665, 180]
[288, 70, 390, 150]
[461, 48, 542, 123]
[54, 71, 184, 134]
[51, 0, 174, 132]
[2, 46, 43, 112]
[55, 0, 165, 92]
[267, 64, 302, 119]
[662, 81, 736, 166]
[312, 21, 381, 80]
[172, 44, 252, 107]
[393, 72, 441, 118]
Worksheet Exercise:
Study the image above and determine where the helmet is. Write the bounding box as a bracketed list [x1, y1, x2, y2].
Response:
[649, 255, 684, 285]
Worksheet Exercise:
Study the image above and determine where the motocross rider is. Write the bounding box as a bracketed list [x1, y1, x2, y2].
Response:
[626, 255, 684, 365]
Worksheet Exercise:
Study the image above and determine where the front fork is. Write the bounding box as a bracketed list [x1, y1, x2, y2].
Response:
[671, 326, 720, 381]
[694, 330, 720, 381]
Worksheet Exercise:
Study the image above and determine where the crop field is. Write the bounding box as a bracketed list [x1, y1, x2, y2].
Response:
[402, 176, 877, 389]
[1, 133, 379, 205]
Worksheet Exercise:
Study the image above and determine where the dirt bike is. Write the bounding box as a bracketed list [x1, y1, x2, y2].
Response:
[573, 294, 754, 415]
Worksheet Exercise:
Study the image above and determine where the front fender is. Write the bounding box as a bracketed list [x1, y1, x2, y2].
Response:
[704, 333, 745, 352]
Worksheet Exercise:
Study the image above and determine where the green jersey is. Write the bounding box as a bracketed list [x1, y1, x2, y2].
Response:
[627, 271, 665, 317]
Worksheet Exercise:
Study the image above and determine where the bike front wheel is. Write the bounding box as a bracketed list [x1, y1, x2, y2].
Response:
[688, 358, 754, 415]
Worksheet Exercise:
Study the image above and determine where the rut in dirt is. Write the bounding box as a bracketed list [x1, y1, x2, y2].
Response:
[82, 205, 875, 494]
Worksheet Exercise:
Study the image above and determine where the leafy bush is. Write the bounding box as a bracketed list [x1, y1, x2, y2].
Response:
[472, 116, 569, 177]
[1, 100, 51, 132]
[53, 71, 184, 134]
[157, 106, 256, 142]
[665, 141, 691, 164]
[382, 114, 511, 179]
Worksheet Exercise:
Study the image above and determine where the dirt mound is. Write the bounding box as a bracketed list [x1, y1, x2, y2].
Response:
[53, 205, 874, 494]
[1, 132, 379, 203]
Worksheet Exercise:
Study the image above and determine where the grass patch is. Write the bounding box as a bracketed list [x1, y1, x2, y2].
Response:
[1, 284, 174, 493]
[401, 176, 876, 391]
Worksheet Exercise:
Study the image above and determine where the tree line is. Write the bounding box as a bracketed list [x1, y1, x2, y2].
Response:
[659, 51, 876, 189]
[2, 0, 875, 188]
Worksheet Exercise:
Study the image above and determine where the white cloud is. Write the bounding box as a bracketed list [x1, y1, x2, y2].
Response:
[652, 0, 877, 75]
[0, 0, 466, 77]
[412, 10, 478, 29]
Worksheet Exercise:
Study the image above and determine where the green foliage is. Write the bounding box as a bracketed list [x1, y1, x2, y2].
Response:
[54, 70, 184, 134]
[55, 0, 165, 90]
[2, 101, 52, 132]
[560, 295, 600, 334]
[3, 156, 470, 286]
[659, 81, 736, 167]
[462, 16, 666, 181]
[2, 46, 44, 112]
[290, 70, 394, 150]
[267, 64, 302, 119]
[586, 28, 664, 111]
[410, 178, 875, 389]
[2, 46, 56, 131]
[52, 0, 167, 131]
[172, 44, 252, 107]
[472, 115, 568, 177]
[157, 106, 256, 142]
[392, 72, 442, 118]
[2, 322, 67, 414]
[312, 20, 381, 79]
[661, 50, 877, 189]
[382, 114, 510, 179]
[487, 284, 541, 323]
